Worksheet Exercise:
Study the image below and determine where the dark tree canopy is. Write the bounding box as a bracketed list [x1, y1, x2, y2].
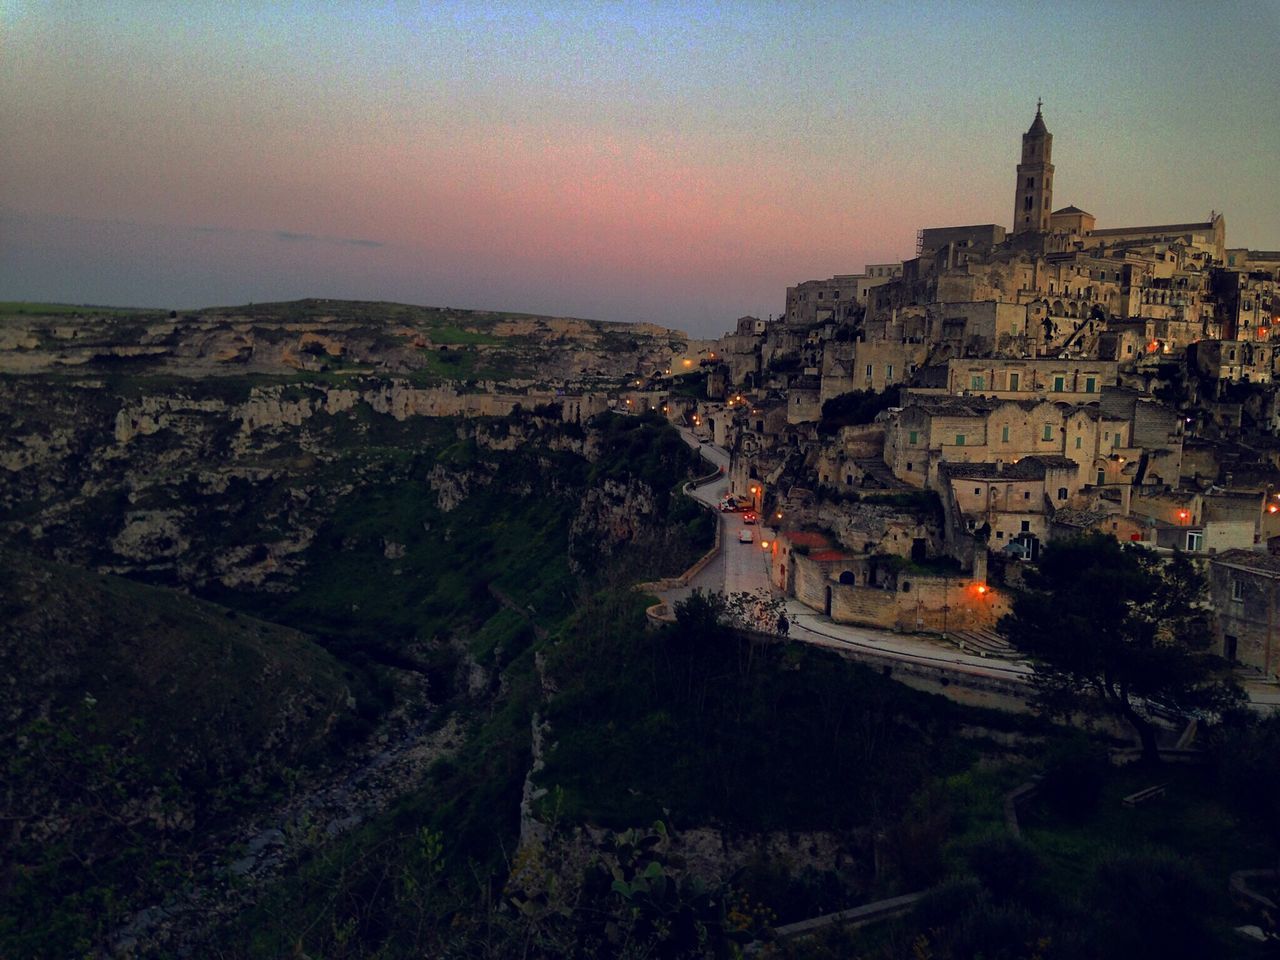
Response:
[1000, 533, 1240, 761]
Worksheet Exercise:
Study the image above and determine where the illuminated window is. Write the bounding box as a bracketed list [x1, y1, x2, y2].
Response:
[1186, 531, 1202, 552]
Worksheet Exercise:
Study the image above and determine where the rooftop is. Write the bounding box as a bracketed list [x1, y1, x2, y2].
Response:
[1211, 550, 1280, 577]
[1052, 507, 1112, 528]
[943, 455, 1079, 481]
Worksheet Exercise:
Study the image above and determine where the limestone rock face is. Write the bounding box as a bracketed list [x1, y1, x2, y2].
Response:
[568, 478, 660, 562]
[110, 510, 190, 561]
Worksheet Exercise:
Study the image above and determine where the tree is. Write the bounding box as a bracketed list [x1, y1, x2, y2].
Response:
[999, 533, 1240, 762]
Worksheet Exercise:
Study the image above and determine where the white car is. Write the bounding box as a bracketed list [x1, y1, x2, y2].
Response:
[738, 528, 754, 543]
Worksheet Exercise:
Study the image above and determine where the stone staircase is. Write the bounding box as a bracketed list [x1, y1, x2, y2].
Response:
[854, 457, 912, 490]
[948, 627, 1017, 659]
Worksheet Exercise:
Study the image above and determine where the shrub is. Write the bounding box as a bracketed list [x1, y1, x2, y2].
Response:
[1039, 737, 1109, 822]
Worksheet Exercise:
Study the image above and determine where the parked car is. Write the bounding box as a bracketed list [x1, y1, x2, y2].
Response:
[742, 512, 757, 525]
[738, 528, 754, 543]
[719, 499, 736, 512]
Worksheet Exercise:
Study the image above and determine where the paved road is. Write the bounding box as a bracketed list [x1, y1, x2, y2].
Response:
[665, 430, 1034, 687]
[665, 430, 1280, 711]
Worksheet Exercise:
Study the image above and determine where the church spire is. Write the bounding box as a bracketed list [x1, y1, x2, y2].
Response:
[1027, 99, 1048, 136]
[1013, 105, 1054, 235]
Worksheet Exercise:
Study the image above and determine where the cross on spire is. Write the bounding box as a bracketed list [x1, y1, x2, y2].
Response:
[1036, 98, 1043, 113]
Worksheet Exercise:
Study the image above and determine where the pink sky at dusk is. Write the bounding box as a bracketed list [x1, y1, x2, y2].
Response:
[3, 1, 1278, 336]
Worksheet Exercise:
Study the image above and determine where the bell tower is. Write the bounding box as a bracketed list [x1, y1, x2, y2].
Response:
[1013, 101, 1053, 235]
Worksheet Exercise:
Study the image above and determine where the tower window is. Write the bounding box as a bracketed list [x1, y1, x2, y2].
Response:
[1024, 195, 1034, 211]
[1026, 177, 1035, 188]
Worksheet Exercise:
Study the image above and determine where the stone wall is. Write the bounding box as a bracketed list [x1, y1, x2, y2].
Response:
[789, 553, 1007, 633]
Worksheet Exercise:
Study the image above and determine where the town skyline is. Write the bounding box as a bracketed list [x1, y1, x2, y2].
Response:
[3, 1, 1279, 335]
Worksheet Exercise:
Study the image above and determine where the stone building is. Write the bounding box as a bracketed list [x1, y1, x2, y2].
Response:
[883, 395, 1135, 490]
[1209, 550, 1280, 675]
[1190, 339, 1275, 384]
[926, 357, 1119, 403]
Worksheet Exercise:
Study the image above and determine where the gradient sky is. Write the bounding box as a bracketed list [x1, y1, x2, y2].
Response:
[3, 1, 1279, 337]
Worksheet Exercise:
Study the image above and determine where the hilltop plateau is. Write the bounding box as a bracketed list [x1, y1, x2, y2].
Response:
[0, 299, 690, 386]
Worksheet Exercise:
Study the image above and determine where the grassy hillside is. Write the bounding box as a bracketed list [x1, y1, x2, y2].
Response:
[0, 549, 359, 956]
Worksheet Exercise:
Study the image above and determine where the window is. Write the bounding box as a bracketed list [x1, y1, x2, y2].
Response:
[1042, 424, 1053, 441]
[866, 364, 873, 378]
[996, 531, 1004, 539]
[1186, 531, 1202, 552]
[971, 374, 985, 390]
[955, 434, 966, 446]
[1001, 425, 1010, 443]
[1057, 487, 1068, 499]
[817, 292, 824, 299]
[1026, 177, 1035, 188]
[1085, 376, 1096, 393]
[1009, 372, 1020, 390]
[1020, 520, 1031, 532]
[974, 487, 982, 495]
[1024, 195, 1034, 211]
[1232, 579, 1245, 602]
[1097, 469, 1106, 486]
[886, 364, 894, 380]
[906, 462, 913, 471]
[908, 430, 918, 444]
[1052, 376, 1065, 392]
[833, 291, 840, 299]
[1075, 435, 1082, 449]
[1024, 491, 1031, 500]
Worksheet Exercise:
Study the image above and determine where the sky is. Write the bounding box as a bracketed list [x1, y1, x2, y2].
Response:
[3, 1, 1279, 337]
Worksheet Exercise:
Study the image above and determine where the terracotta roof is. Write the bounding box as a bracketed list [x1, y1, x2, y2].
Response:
[810, 550, 848, 562]
[785, 531, 833, 549]
[1052, 507, 1111, 528]
[1211, 550, 1280, 577]
[943, 455, 1078, 481]
[1090, 222, 1217, 237]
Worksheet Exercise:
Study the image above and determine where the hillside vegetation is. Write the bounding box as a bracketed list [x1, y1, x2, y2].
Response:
[1, 550, 357, 955]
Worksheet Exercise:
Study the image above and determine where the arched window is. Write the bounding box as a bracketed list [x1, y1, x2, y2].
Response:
[901, 580, 912, 593]
[839, 571, 856, 585]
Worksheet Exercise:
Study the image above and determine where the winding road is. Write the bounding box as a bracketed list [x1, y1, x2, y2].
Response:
[668, 429, 1280, 711]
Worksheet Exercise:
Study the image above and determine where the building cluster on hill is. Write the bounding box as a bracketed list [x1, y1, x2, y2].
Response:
[629, 105, 1280, 675]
